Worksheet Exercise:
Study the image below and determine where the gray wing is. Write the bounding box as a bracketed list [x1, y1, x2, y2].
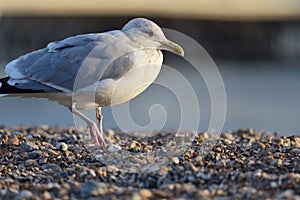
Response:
[5, 30, 132, 92]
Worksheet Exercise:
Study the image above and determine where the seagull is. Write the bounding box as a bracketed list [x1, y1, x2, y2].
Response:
[0, 18, 184, 146]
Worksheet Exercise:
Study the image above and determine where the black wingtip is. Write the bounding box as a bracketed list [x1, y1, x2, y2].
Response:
[0, 77, 44, 94]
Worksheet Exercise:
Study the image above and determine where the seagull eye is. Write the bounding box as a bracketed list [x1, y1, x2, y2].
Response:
[147, 30, 154, 37]
[141, 28, 154, 37]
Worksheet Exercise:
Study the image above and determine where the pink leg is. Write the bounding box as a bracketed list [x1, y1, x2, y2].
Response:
[96, 107, 103, 133]
[71, 103, 106, 147]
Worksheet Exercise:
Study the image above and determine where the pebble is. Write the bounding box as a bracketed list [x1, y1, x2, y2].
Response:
[89, 169, 97, 177]
[20, 142, 39, 152]
[254, 169, 262, 177]
[25, 159, 38, 167]
[172, 157, 180, 164]
[42, 163, 62, 174]
[270, 181, 278, 188]
[270, 159, 283, 167]
[130, 141, 142, 150]
[27, 150, 42, 159]
[108, 144, 122, 152]
[276, 189, 295, 199]
[81, 180, 108, 197]
[43, 191, 52, 199]
[139, 189, 152, 198]
[197, 189, 211, 198]
[8, 135, 20, 146]
[132, 192, 143, 200]
[56, 142, 68, 151]
[196, 172, 211, 180]
[291, 148, 300, 154]
[15, 190, 33, 200]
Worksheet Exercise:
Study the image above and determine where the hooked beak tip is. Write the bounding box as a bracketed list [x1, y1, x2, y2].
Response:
[161, 40, 184, 57]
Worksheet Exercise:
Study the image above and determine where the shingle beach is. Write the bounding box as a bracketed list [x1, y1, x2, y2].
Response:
[0, 126, 299, 199]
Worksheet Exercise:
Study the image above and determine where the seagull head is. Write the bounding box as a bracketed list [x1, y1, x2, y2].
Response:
[122, 18, 184, 57]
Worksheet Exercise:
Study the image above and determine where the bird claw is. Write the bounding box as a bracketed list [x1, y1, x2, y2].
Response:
[88, 122, 107, 147]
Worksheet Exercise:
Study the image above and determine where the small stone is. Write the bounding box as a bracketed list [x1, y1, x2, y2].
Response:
[291, 148, 300, 155]
[266, 147, 277, 153]
[188, 175, 196, 182]
[81, 180, 108, 197]
[160, 166, 169, 174]
[146, 177, 159, 188]
[25, 159, 38, 167]
[1, 189, 8, 196]
[196, 156, 204, 166]
[42, 163, 62, 174]
[56, 142, 68, 151]
[43, 191, 52, 200]
[254, 169, 262, 177]
[8, 135, 20, 146]
[20, 142, 39, 152]
[293, 137, 300, 148]
[143, 145, 153, 151]
[108, 144, 122, 152]
[221, 159, 226, 167]
[132, 192, 142, 200]
[130, 141, 142, 150]
[9, 187, 19, 194]
[154, 189, 172, 198]
[139, 189, 152, 199]
[156, 139, 163, 146]
[27, 150, 41, 159]
[251, 142, 265, 150]
[270, 181, 277, 188]
[196, 172, 211, 180]
[216, 189, 226, 195]
[46, 182, 61, 190]
[277, 159, 283, 167]
[214, 146, 222, 152]
[223, 139, 232, 145]
[239, 186, 257, 197]
[172, 157, 180, 164]
[188, 162, 198, 172]
[276, 189, 294, 199]
[59, 188, 68, 197]
[15, 190, 33, 200]
[197, 189, 211, 198]
[39, 157, 48, 164]
[41, 124, 49, 130]
[270, 159, 283, 167]
[182, 149, 195, 159]
[89, 169, 97, 177]
[146, 154, 155, 163]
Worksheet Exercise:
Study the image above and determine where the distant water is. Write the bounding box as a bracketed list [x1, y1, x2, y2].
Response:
[0, 62, 299, 135]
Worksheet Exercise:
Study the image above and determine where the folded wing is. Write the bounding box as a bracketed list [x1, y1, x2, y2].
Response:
[4, 30, 134, 93]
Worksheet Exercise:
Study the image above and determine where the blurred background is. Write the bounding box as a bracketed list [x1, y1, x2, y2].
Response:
[0, 0, 299, 134]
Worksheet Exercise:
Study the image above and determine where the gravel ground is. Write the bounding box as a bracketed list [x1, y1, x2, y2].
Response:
[0, 126, 299, 199]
